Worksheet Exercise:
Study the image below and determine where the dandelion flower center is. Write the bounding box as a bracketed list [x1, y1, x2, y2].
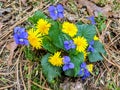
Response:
[73, 36, 88, 52]
[62, 22, 78, 37]
[49, 52, 63, 66]
[36, 19, 51, 35]
[28, 29, 42, 49]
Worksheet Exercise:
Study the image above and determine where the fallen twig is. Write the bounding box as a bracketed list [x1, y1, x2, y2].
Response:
[0, 83, 16, 90]
[31, 80, 51, 90]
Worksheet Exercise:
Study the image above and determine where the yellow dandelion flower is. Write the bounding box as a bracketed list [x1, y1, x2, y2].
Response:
[36, 19, 51, 35]
[82, 51, 87, 61]
[94, 35, 99, 40]
[87, 64, 94, 73]
[28, 28, 42, 49]
[49, 52, 63, 66]
[73, 36, 88, 52]
[62, 22, 78, 37]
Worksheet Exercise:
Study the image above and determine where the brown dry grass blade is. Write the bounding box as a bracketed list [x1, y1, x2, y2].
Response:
[75, 0, 112, 17]
[0, 22, 2, 29]
[6, 41, 17, 65]
[21, 0, 27, 6]
[0, 22, 2, 36]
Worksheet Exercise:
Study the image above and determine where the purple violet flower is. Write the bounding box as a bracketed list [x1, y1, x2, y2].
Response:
[89, 40, 94, 46]
[78, 62, 90, 80]
[63, 56, 74, 71]
[80, 62, 86, 68]
[82, 69, 90, 80]
[87, 16, 96, 25]
[87, 45, 94, 52]
[64, 40, 75, 50]
[87, 40, 95, 52]
[48, 4, 64, 20]
[13, 26, 29, 45]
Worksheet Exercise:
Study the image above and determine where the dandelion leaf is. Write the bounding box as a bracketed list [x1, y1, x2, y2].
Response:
[77, 24, 96, 42]
[28, 10, 47, 24]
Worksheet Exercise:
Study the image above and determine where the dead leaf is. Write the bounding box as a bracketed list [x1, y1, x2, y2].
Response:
[75, 0, 112, 17]
[0, 0, 6, 2]
[90, 0, 99, 3]
[6, 41, 17, 65]
[21, 0, 27, 6]
[60, 81, 83, 90]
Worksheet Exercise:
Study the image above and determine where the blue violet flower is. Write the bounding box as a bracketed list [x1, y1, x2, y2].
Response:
[13, 26, 29, 45]
[48, 4, 64, 20]
[87, 40, 94, 52]
[87, 16, 96, 25]
[78, 62, 90, 80]
[63, 56, 74, 71]
[64, 40, 76, 50]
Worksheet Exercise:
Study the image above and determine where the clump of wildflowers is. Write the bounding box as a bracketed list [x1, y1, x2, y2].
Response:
[48, 4, 64, 20]
[63, 56, 74, 71]
[13, 5, 106, 83]
[64, 40, 75, 50]
[13, 26, 29, 45]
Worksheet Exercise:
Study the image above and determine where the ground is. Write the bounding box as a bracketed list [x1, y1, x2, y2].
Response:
[0, 0, 120, 90]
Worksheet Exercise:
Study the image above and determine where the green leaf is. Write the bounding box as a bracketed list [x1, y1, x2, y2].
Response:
[88, 50, 103, 62]
[71, 52, 84, 76]
[42, 36, 58, 53]
[65, 69, 74, 77]
[41, 53, 61, 83]
[88, 41, 106, 62]
[28, 10, 47, 24]
[65, 53, 84, 77]
[77, 24, 96, 42]
[94, 41, 106, 54]
[49, 22, 65, 49]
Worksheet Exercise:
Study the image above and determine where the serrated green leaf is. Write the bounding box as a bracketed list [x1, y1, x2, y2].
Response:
[88, 50, 103, 62]
[42, 36, 58, 53]
[77, 24, 96, 42]
[28, 10, 47, 24]
[88, 41, 106, 62]
[94, 41, 106, 54]
[41, 53, 61, 83]
[66, 52, 84, 77]
[71, 53, 84, 76]
[49, 22, 65, 49]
